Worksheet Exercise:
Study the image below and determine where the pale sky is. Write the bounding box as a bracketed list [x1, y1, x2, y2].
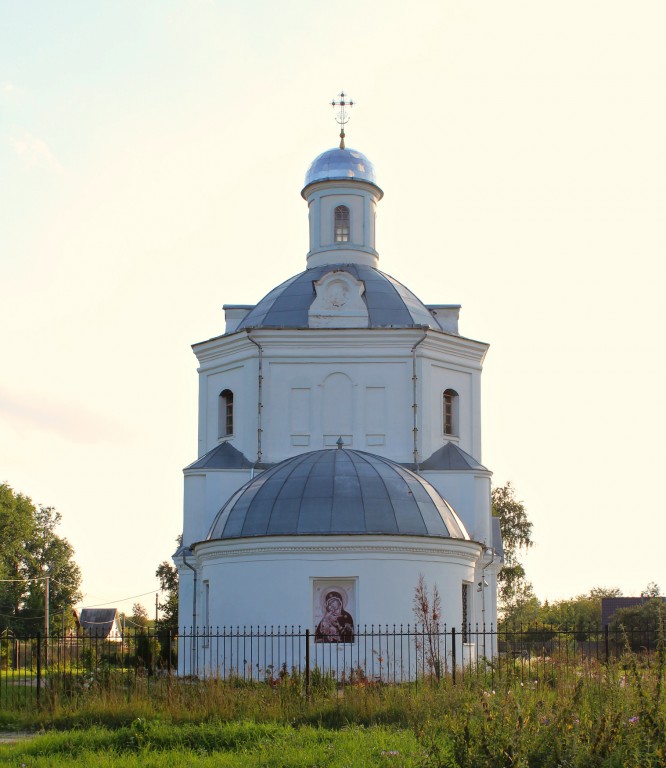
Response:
[1, 1, 665, 615]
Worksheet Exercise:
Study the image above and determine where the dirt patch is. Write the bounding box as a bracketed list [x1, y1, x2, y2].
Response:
[0, 732, 37, 745]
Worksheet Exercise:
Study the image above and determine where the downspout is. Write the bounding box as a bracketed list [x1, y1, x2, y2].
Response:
[181, 550, 198, 674]
[247, 331, 263, 469]
[480, 547, 496, 628]
[411, 329, 428, 472]
[181, 551, 197, 630]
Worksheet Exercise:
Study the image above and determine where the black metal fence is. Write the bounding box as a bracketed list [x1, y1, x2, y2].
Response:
[1, 623, 662, 710]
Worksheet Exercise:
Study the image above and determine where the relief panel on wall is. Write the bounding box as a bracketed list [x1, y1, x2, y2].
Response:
[290, 387, 311, 446]
[322, 372, 353, 446]
[364, 386, 386, 446]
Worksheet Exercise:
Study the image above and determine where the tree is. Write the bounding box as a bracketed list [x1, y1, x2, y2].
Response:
[642, 581, 661, 598]
[611, 590, 664, 651]
[492, 482, 533, 616]
[413, 574, 442, 679]
[156, 560, 178, 632]
[0, 483, 82, 634]
[131, 603, 150, 629]
[539, 586, 623, 639]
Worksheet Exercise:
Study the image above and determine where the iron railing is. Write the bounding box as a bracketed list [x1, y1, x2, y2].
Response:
[0, 623, 662, 710]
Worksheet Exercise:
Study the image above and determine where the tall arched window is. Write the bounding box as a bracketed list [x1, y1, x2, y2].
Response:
[443, 389, 459, 436]
[219, 389, 234, 437]
[334, 205, 350, 242]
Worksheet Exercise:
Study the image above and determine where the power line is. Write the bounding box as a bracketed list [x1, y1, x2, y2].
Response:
[0, 576, 50, 583]
[79, 588, 163, 608]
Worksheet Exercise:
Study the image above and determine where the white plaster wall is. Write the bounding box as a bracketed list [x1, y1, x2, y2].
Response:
[423, 472, 492, 547]
[319, 192, 365, 245]
[304, 181, 380, 268]
[174, 537, 486, 676]
[177, 562, 195, 630]
[183, 469, 256, 547]
[265, 359, 412, 462]
[183, 474, 206, 547]
[420, 362, 476, 460]
[192, 329, 487, 467]
[201, 364, 254, 458]
[195, 537, 481, 631]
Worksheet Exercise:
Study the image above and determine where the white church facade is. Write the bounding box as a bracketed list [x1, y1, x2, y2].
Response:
[175, 127, 502, 673]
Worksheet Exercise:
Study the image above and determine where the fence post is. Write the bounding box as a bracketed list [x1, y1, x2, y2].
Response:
[167, 630, 172, 702]
[451, 627, 456, 685]
[305, 628, 310, 702]
[604, 624, 610, 664]
[36, 632, 42, 706]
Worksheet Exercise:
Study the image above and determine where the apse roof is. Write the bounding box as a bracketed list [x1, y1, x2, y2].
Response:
[234, 265, 443, 332]
[206, 448, 469, 542]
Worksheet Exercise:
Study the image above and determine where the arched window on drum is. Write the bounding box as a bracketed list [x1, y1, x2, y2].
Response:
[334, 205, 350, 242]
[219, 389, 234, 438]
[443, 389, 459, 437]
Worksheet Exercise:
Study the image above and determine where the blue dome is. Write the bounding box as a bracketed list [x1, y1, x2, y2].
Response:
[235, 265, 443, 331]
[206, 449, 470, 541]
[303, 147, 380, 193]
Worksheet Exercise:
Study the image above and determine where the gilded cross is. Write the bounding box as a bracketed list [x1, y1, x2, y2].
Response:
[330, 91, 354, 148]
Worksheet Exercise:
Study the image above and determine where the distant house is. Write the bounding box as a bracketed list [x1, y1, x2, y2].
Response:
[76, 608, 123, 641]
[601, 596, 666, 627]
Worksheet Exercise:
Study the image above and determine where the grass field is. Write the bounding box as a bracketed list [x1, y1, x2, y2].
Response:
[1, 651, 665, 767]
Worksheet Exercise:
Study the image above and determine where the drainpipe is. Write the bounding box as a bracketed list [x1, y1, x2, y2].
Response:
[182, 550, 198, 674]
[247, 331, 263, 467]
[480, 547, 496, 628]
[411, 329, 428, 472]
[181, 551, 197, 630]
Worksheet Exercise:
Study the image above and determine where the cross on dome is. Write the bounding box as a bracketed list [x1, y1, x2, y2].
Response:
[330, 90, 354, 149]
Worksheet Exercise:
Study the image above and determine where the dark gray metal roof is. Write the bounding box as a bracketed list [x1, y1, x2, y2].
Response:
[206, 449, 469, 541]
[491, 517, 504, 560]
[186, 442, 254, 471]
[418, 443, 488, 472]
[601, 596, 666, 628]
[234, 265, 443, 332]
[78, 608, 119, 639]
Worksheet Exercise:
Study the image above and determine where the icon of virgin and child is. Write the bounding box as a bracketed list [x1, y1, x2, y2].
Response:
[315, 589, 354, 643]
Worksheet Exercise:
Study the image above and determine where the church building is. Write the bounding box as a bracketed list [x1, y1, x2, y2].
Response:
[175, 104, 502, 672]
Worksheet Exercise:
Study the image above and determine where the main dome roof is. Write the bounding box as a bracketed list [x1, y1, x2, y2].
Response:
[206, 449, 470, 542]
[234, 264, 443, 331]
[303, 147, 379, 192]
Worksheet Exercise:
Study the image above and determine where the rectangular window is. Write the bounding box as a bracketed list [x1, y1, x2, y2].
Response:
[334, 206, 350, 242]
[444, 396, 453, 434]
[225, 401, 233, 435]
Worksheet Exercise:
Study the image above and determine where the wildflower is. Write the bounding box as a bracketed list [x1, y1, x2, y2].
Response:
[628, 716, 639, 725]
[483, 691, 490, 697]
[540, 717, 549, 725]
[381, 751, 401, 757]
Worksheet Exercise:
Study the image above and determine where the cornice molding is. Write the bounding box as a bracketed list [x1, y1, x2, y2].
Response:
[192, 536, 482, 564]
[193, 328, 488, 367]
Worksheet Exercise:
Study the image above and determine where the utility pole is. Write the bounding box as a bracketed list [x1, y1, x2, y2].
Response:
[44, 575, 50, 669]
[155, 593, 159, 628]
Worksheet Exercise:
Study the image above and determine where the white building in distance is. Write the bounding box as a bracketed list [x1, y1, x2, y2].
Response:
[175, 129, 503, 673]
